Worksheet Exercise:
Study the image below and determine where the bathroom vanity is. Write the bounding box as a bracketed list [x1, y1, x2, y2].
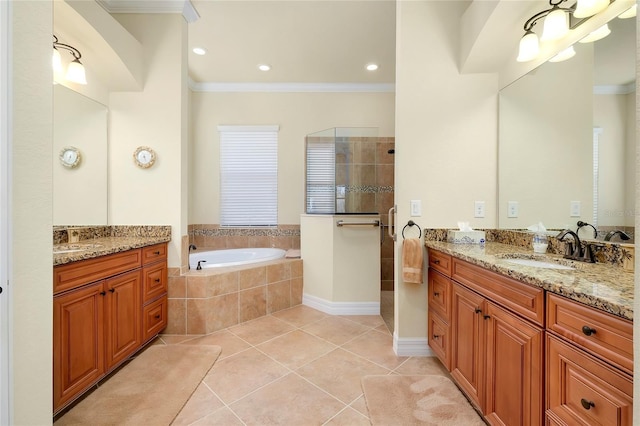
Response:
[426, 241, 633, 426]
[53, 236, 169, 414]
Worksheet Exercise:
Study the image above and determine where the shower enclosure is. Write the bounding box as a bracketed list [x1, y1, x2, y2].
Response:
[304, 127, 395, 291]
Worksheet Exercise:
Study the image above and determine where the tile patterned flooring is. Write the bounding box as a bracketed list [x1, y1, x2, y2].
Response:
[160, 304, 449, 425]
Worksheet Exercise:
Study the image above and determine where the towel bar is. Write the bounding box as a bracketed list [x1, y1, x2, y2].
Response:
[336, 220, 380, 227]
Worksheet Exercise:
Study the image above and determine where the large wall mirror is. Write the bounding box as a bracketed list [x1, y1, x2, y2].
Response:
[499, 12, 635, 239]
[53, 84, 108, 225]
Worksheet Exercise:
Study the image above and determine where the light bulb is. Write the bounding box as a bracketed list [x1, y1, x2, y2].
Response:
[541, 8, 569, 41]
[549, 45, 576, 62]
[573, 0, 610, 18]
[65, 59, 87, 85]
[517, 31, 540, 62]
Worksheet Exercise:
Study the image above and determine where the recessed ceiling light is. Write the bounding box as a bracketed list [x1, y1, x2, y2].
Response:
[258, 64, 271, 71]
[192, 47, 207, 55]
[366, 63, 379, 71]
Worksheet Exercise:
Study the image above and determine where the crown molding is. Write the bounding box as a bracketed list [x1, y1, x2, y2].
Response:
[96, 0, 199, 23]
[593, 82, 636, 95]
[188, 79, 395, 93]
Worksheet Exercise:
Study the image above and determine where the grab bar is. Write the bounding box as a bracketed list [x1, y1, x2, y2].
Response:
[336, 220, 380, 227]
[388, 205, 397, 241]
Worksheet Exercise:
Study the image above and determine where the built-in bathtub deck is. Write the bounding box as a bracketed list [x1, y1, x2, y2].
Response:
[165, 257, 303, 334]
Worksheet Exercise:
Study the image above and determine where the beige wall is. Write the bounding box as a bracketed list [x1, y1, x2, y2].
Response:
[189, 91, 395, 225]
[108, 14, 188, 268]
[394, 1, 499, 339]
[11, 1, 54, 423]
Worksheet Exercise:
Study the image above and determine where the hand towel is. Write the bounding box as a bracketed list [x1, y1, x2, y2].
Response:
[402, 238, 424, 284]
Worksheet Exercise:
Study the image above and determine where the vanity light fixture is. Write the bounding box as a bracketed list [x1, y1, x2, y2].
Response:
[192, 47, 207, 55]
[578, 23, 611, 43]
[258, 64, 271, 71]
[53, 35, 87, 85]
[366, 63, 379, 71]
[573, 0, 610, 18]
[517, 0, 574, 62]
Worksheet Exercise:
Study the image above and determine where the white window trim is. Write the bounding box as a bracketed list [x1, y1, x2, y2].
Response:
[218, 125, 279, 228]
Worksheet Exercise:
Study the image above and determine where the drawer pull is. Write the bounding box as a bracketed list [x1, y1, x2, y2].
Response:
[153, 251, 161, 255]
[483, 315, 491, 320]
[433, 334, 440, 339]
[99, 291, 106, 296]
[580, 398, 595, 410]
[154, 278, 161, 283]
[433, 292, 440, 296]
[581, 325, 596, 336]
[154, 314, 161, 319]
[109, 288, 115, 293]
[475, 308, 482, 314]
[433, 259, 440, 264]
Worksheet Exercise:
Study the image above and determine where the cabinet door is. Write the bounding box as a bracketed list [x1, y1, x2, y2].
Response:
[53, 282, 105, 411]
[104, 270, 142, 370]
[450, 282, 485, 410]
[484, 301, 543, 426]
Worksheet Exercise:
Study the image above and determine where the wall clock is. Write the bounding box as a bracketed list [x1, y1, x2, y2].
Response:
[59, 146, 81, 168]
[133, 146, 156, 169]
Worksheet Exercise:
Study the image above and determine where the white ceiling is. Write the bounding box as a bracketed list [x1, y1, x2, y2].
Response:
[187, 0, 396, 84]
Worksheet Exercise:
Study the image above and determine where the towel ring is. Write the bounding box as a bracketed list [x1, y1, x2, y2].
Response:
[402, 220, 422, 239]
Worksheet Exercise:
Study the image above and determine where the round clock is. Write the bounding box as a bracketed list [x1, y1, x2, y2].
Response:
[59, 146, 81, 168]
[133, 146, 156, 169]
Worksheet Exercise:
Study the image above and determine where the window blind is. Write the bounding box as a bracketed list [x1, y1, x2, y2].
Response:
[305, 139, 335, 214]
[218, 125, 278, 227]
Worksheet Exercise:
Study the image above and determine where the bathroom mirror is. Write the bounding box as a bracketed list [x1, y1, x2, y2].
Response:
[53, 84, 108, 225]
[498, 13, 635, 234]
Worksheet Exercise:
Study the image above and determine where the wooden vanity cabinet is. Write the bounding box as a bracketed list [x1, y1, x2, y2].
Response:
[428, 250, 544, 425]
[427, 268, 452, 369]
[53, 243, 168, 414]
[141, 243, 168, 342]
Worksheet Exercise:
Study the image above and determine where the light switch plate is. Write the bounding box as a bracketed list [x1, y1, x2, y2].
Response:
[474, 201, 485, 218]
[570, 201, 581, 217]
[507, 201, 519, 218]
[410, 200, 421, 217]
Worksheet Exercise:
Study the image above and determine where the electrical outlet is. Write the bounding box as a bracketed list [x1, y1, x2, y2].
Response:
[507, 201, 519, 218]
[570, 201, 581, 217]
[474, 201, 485, 218]
[410, 200, 421, 217]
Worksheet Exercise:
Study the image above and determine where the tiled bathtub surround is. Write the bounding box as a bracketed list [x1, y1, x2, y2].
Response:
[189, 224, 300, 251]
[166, 258, 303, 335]
[423, 228, 633, 269]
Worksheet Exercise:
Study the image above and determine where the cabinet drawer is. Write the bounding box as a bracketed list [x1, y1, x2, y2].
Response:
[54, 249, 142, 294]
[428, 269, 451, 321]
[547, 293, 633, 374]
[142, 262, 168, 304]
[452, 258, 544, 326]
[428, 310, 451, 371]
[428, 249, 452, 276]
[546, 334, 633, 426]
[142, 243, 167, 265]
[143, 297, 168, 342]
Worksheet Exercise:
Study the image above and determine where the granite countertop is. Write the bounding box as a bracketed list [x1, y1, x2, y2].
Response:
[53, 236, 171, 266]
[425, 240, 634, 321]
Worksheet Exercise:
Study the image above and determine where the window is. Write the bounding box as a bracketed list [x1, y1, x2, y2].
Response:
[305, 138, 335, 214]
[218, 125, 278, 227]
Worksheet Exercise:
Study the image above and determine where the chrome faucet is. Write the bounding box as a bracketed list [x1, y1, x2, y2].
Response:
[604, 230, 631, 242]
[557, 229, 595, 263]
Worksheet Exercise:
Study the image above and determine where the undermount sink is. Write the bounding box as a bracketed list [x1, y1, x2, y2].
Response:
[496, 253, 577, 270]
[503, 258, 575, 270]
[54, 243, 104, 254]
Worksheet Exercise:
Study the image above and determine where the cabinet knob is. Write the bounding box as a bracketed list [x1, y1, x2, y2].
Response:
[109, 288, 115, 293]
[580, 398, 595, 410]
[475, 308, 482, 314]
[433, 259, 440, 264]
[99, 291, 106, 296]
[582, 325, 596, 336]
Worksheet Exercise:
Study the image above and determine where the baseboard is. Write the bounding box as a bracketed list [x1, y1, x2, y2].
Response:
[392, 333, 433, 357]
[302, 293, 380, 315]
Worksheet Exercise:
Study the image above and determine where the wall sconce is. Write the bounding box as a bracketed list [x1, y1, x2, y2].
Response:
[53, 35, 87, 85]
[517, 0, 612, 63]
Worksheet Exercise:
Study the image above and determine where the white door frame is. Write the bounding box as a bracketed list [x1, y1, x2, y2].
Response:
[0, 0, 12, 424]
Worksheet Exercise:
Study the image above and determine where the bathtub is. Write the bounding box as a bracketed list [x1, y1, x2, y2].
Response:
[189, 247, 287, 269]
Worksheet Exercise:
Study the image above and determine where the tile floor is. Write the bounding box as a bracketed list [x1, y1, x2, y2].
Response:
[160, 304, 450, 425]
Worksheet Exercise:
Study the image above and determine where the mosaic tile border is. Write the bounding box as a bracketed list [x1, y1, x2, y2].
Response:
[53, 225, 171, 245]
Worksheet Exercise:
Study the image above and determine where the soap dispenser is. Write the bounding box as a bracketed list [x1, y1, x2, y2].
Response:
[532, 233, 548, 254]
